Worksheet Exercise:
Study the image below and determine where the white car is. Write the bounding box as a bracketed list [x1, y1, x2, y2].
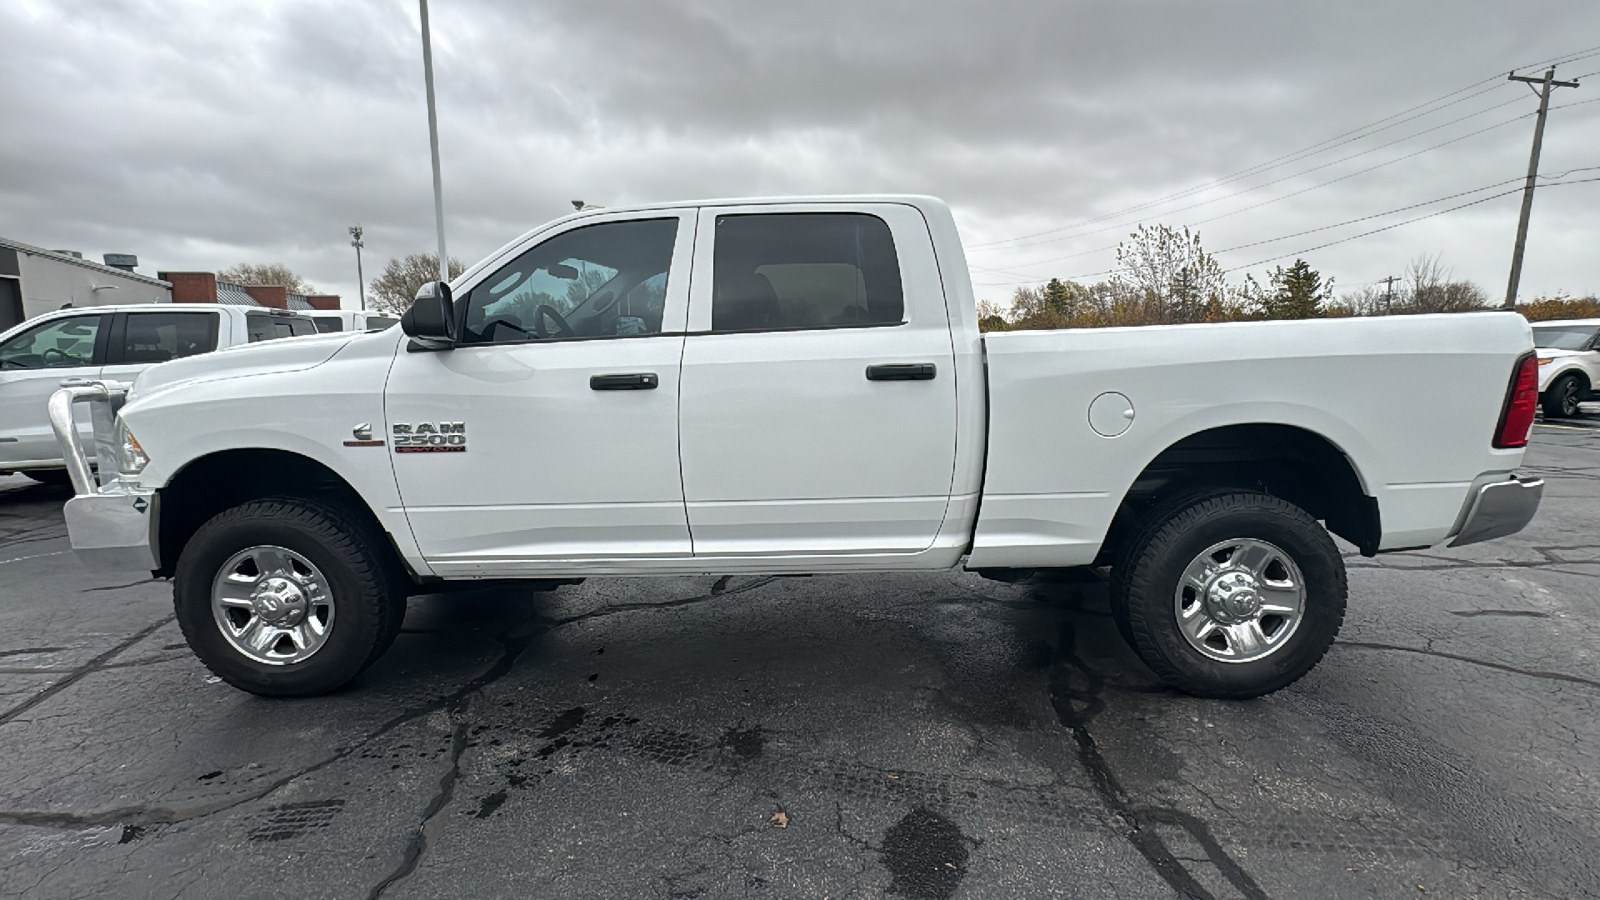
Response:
[1, 304, 317, 482]
[301, 310, 401, 334]
[53, 195, 1543, 701]
[1532, 318, 1600, 418]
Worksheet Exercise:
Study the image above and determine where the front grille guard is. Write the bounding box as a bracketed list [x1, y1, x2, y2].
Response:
[48, 381, 132, 496]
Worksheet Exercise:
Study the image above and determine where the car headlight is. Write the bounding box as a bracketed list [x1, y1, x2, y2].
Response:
[119, 422, 149, 476]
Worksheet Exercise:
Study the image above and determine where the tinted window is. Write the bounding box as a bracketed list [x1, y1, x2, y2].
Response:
[712, 213, 903, 333]
[119, 312, 217, 364]
[461, 218, 677, 344]
[247, 314, 315, 342]
[366, 316, 398, 330]
[1532, 326, 1599, 351]
[311, 317, 343, 333]
[0, 315, 103, 369]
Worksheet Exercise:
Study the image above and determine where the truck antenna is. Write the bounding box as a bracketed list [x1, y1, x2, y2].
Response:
[418, 0, 449, 284]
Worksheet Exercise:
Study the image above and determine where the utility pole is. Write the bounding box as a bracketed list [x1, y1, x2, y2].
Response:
[1503, 67, 1579, 309]
[348, 225, 366, 311]
[1381, 275, 1397, 315]
[418, 0, 449, 285]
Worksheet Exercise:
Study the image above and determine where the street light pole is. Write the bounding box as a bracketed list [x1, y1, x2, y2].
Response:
[349, 225, 366, 311]
[418, 0, 449, 285]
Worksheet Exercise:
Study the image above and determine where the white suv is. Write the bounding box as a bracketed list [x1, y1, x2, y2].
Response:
[0, 304, 317, 482]
[1533, 318, 1600, 418]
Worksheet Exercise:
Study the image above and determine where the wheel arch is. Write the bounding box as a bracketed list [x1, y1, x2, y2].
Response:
[155, 448, 411, 580]
[1100, 423, 1380, 562]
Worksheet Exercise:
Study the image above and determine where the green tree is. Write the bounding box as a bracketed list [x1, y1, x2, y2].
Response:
[217, 263, 315, 294]
[1261, 259, 1332, 319]
[370, 253, 466, 314]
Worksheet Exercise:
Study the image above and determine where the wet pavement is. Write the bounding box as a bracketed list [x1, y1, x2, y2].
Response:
[1, 416, 1598, 899]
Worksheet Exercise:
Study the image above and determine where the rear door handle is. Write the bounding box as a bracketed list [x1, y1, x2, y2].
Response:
[590, 372, 659, 391]
[866, 363, 936, 382]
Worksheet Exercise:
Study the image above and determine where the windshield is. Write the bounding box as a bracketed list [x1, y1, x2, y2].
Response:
[1532, 325, 1599, 351]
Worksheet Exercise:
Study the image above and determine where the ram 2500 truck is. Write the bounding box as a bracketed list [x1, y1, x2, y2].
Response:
[51, 196, 1544, 700]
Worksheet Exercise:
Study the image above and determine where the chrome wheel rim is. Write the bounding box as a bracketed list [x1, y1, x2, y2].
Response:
[211, 545, 334, 666]
[1174, 537, 1305, 664]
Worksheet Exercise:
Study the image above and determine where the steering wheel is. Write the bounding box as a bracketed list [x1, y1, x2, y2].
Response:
[478, 317, 534, 341]
[532, 304, 574, 339]
[41, 348, 71, 366]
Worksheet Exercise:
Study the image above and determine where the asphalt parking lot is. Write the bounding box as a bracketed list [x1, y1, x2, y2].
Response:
[2, 415, 1598, 900]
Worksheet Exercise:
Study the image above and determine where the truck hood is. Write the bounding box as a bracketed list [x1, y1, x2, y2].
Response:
[128, 332, 359, 402]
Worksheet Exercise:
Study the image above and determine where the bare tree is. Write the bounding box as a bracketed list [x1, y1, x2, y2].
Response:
[1109, 225, 1230, 324]
[1401, 254, 1489, 314]
[369, 253, 466, 314]
[217, 263, 316, 294]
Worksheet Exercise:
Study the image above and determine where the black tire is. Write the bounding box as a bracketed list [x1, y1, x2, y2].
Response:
[22, 469, 73, 487]
[1110, 491, 1346, 699]
[173, 497, 405, 697]
[1542, 374, 1585, 419]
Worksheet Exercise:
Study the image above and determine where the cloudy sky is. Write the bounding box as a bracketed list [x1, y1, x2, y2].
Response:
[3, 0, 1599, 309]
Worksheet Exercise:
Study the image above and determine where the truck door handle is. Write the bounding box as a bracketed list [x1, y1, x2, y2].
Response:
[590, 372, 659, 391]
[866, 363, 937, 382]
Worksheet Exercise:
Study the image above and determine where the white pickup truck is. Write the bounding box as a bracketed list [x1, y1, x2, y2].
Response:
[51, 196, 1544, 700]
[1, 304, 317, 482]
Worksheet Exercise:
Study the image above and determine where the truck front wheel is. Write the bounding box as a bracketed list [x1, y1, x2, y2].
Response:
[1111, 491, 1346, 699]
[173, 498, 405, 697]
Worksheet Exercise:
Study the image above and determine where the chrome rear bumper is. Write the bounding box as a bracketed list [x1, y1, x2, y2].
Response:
[1448, 475, 1544, 548]
[48, 382, 158, 573]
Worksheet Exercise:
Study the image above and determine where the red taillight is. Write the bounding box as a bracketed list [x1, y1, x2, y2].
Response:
[1493, 352, 1539, 448]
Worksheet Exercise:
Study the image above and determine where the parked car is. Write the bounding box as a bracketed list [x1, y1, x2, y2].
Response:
[301, 310, 400, 334]
[1531, 318, 1600, 418]
[53, 195, 1543, 701]
[1, 305, 317, 482]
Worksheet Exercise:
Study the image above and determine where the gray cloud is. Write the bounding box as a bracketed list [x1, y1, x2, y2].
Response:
[2, 0, 1597, 306]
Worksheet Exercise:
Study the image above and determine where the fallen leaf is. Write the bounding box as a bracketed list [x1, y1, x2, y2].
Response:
[1346, 867, 1361, 872]
[1417, 886, 1427, 893]
[770, 811, 788, 829]
[888, 775, 900, 780]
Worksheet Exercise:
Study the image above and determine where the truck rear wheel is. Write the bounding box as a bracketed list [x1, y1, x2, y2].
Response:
[173, 498, 405, 697]
[1111, 491, 1346, 699]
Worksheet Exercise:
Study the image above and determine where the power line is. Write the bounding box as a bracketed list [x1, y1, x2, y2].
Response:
[1220, 189, 1523, 274]
[967, 81, 1515, 249]
[980, 107, 1535, 272]
[971, 43, 1600, 252]
[972, 171, 1600, 289]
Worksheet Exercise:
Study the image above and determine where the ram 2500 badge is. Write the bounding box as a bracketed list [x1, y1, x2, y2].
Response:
[51, 196, 1543, 700]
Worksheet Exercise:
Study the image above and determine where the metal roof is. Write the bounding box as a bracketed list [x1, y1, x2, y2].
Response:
[215, 282, 262, 306]
[0, 234, 172, 288]
[286, 293, 314, 310]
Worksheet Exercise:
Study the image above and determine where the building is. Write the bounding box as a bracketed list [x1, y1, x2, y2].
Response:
[0, 236, 171, 331]
[159, 271, 340, 312]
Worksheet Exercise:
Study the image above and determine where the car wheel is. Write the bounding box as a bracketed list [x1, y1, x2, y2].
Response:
[22, 469, 73, 487]
[173, 497, 405, 697]
[1541, 374, 1584, 419]
[1111, 491, 1346, 699]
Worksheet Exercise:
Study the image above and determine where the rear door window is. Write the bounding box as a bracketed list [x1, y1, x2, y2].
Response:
[113, 312, 218, 364]
[710, 213, 904, 332]
[311, 317, 342, 333]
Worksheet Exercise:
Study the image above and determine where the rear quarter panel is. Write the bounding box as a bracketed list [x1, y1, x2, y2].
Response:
[970, 312, 1533, 567]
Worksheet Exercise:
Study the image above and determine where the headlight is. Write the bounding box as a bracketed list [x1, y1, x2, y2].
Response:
[119, 422, 149, 476]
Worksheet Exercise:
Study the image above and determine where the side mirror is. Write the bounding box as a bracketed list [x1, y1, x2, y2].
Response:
[401, 281, 456, 349]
